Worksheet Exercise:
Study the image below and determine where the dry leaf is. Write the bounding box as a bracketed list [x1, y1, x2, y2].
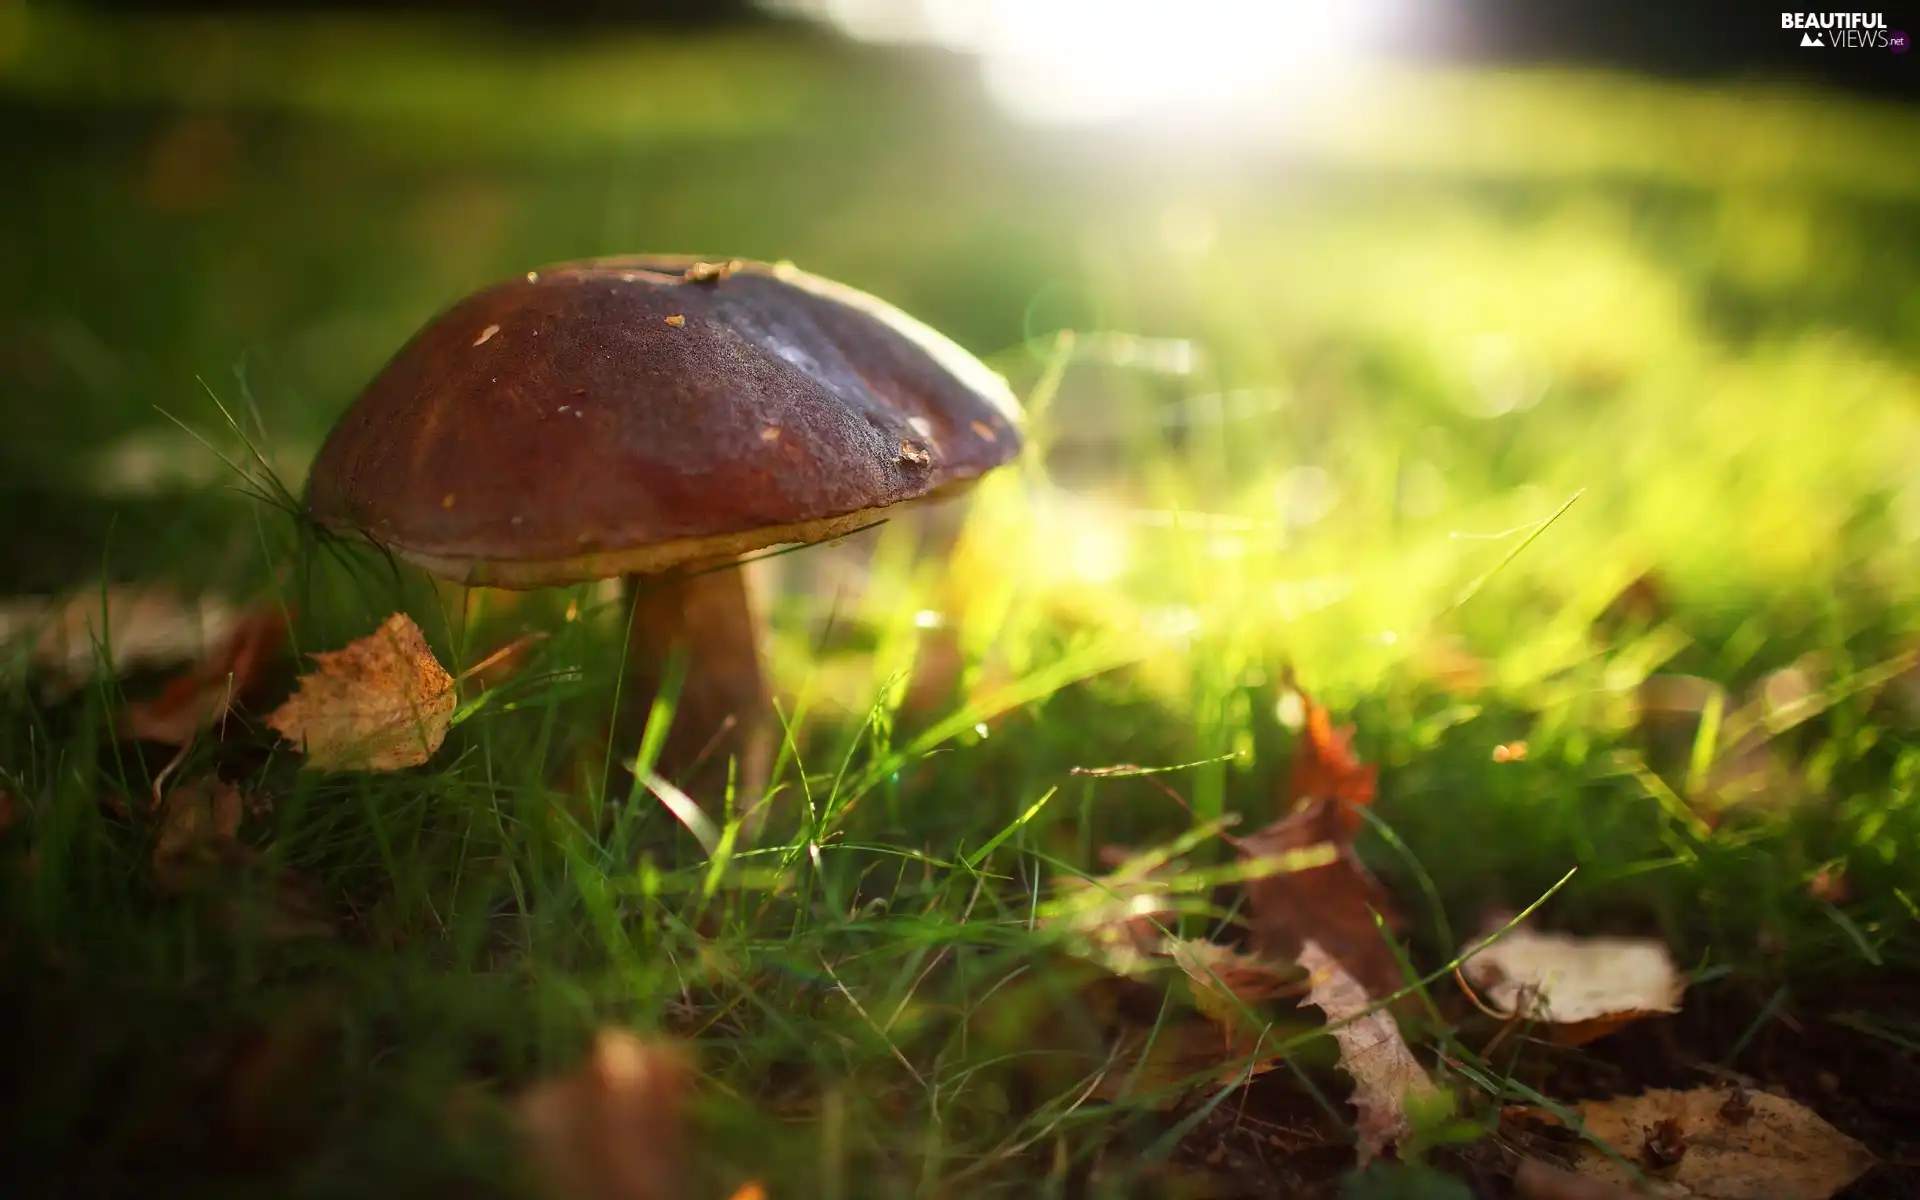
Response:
[121, 607, 288, 745]
[268, 613, 456, 771]
[2, 585, 236, 696]
[152, 778, 247, 894]
[517, 1029, 693, 1200]
[150, 778, 333, 940]
[1282, 673, 1378, 835]
[1237, 796, 1406, 999]
[1561, 1086, 1874, 1199]
[1460, 925, 1684, 1044]
[1168, 939, 1304, 1040]
[1238, 677, 1405, 997]
[1297, 939, 1438, 1165]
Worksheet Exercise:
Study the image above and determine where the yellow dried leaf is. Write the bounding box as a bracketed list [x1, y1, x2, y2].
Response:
[268, 614, 455, 771]
[1565, 1086, 1874, 1199]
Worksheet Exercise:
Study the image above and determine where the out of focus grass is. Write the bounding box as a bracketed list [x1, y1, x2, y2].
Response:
[1, 8, 1918, 1197]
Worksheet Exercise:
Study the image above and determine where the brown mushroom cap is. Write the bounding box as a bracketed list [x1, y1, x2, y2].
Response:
[305, 256, 1024, 588]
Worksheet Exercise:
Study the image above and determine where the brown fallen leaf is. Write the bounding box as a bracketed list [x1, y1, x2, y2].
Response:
[1459, 925, 1684, 1045]
[1168, 938, 1305, 1042]
[1281, 669, 1378, 837]
[267, 613, 457, 771]
[1297, 940, 1439, 1165]
[517, 1029, 693, 1200]
[1236, 796, 1406, 1000]
[152, 777, 247, 894]
[1557, 1086, 1874, 1199]
[1239, 676, 1407, 1012]
[150, 778, 333, 940]
[120, 607, 288, 746]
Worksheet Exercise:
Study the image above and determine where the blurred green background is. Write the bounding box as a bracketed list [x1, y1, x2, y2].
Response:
[4, 4, 1917, 562]
[2, 0, 1918, 905]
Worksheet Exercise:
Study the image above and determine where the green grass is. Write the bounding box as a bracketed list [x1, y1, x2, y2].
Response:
[2, 10, 1919, 1197]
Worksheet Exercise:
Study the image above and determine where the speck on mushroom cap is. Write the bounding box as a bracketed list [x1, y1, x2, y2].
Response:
[305, 256, 1024, 588]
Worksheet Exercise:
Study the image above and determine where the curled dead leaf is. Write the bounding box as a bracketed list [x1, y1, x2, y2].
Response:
[2, 585, 236, 696]
[517, 1029, 693, 1200]
[267, 613, 456, 771]
[120, 607, 288, 745]
[1459, 925, 1684, 1045]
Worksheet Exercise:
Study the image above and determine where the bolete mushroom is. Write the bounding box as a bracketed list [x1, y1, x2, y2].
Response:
[304, 255, 1024, 819]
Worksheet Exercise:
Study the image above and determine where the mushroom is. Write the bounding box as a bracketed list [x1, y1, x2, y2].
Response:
[304, 255, 1024, 821]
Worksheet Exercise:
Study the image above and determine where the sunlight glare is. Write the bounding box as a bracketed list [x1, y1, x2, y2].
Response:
[770, 0, 1393, 130]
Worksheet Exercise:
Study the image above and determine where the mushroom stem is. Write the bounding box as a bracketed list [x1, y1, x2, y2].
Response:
[620, 564, 774, 827]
